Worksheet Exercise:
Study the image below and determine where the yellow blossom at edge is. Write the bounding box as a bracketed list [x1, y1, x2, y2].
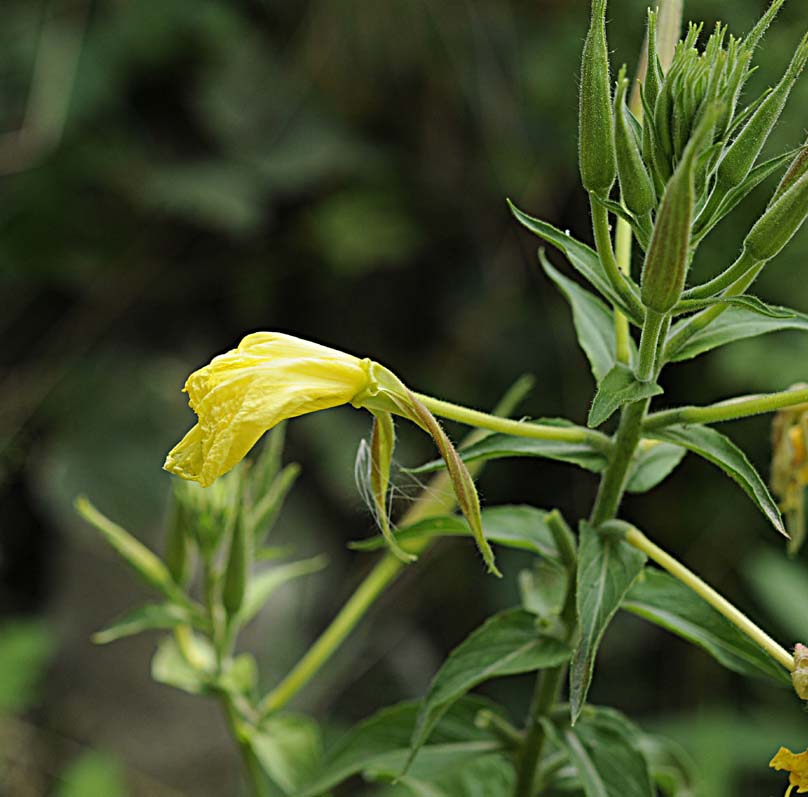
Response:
[164, 332, 371, 487]
[770, 746, 808, 793]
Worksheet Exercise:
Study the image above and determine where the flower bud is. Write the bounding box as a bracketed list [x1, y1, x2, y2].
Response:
[579, 0, 616, 195]
[223, 512, 250, 617]
[165, 502, 192, 587]
[770, 139, 808, 206]
[614, 66, 656, 217]
[743, 170, 808, 263]
[641, 108, 716, 312]
[717, 33, 808, 190]
[793, 643, 808, 700]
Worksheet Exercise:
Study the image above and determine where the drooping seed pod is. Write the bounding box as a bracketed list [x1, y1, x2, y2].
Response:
[717, 33, 808, 190]
[614, 66, 656, 216]
[793, 643, 808, 700]
[743, 170, 808, 263]
[579, 0, 616, 195]
[641, 108, 716, 312]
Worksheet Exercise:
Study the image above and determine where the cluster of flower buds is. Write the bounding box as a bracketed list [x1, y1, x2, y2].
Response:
[579, 0, 808, 322]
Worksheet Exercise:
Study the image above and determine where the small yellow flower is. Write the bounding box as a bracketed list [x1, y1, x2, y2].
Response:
[165, 332, 372, 487]
[770, 746, 808, 794]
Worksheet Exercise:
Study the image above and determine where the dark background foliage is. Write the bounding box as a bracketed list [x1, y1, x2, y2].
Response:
[1, 0, 807, 794]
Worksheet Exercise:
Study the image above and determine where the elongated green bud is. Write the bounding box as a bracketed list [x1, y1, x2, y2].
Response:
[644, 10, 663, 110]
[717, 34, 808, 190]
[743, 170, 808, 262]
[770, 139, 808, 206]
[579, 0, 616, 195]
[743, 0, 787, 54]
[164, 503, 191, 587]
[223, 513, 250, 617]
[614, 67, 656, 216]
[641, 109, 715, 312]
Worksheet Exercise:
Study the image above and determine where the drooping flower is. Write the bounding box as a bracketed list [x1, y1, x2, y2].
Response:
[770, 746, 808, 793]
[164, 331, 499, 574]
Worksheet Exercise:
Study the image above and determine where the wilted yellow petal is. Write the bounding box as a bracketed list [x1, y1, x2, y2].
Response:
[165, 332, 370, 486]
[770, 746, 808, 792]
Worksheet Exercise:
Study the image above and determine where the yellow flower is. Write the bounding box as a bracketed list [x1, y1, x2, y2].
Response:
[165, 332, 372, 487]
[770, 746, 808, 793]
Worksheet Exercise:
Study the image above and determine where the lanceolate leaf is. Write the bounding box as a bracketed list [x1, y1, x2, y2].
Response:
[508, 200, 642, 324]
[666, 305, 808, 362]
[249, 713, 322, 794]
[349, 505, 562, 562]
[540, 251, 629, 383]
[588, 364, 663, 428]
[93, 602, 203, 645]
[623, 568, 790, 685]
[570, 523, 647, 725]
[407, 422, 608, 475]
[677, 294, 794, 319]
[407, 609, 570, 771]
[554, 707, 655, 797]
[647, 424, 785, 535]
[626, 442, 687, 494]
[296, 697, 506, 796]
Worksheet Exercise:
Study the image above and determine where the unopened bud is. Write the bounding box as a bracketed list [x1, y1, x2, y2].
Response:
[614, 67, 656, 217]
[641, 108, 716, 312]
[579, 0, 616, 195]
[793, 643, 808, 699]
[743, 171, 808, 263]
[223, 513, 250, 617]
[770, 139, 808, 206]
[717, 34, 808, 190]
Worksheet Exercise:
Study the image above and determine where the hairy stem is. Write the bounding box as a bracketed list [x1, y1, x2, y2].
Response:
[645, 386, 808, 429]
[636, 308, 665, 381]
[625, 527, 794, 670]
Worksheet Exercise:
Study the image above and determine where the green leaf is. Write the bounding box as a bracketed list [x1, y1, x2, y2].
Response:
[623, 568, 791, 685]
[93, 602, 199, 644]
[151, 634, 215, 695]
[636, 734, 698, 797]
[647, 424, 785, 535]
[406, 422, 608, 476]
[234, 555, 327, 629]
[519, 559, 569, 618]
[0, 620, 53, 713]
[508, 200, 642, 323]
[540, 251, 630, 382]
[554, 707, 655, 797]
[250, 713, 322, 794]
[56, 752, 127, 797]
[625, 442, 687, 494]
[296, 697, 506, 796]
[666, 305, 808, 362]
[570, 523, 646, 725]
[407, 608, 570, 771]
[588, 363, 663, 428]
[677, 294, 795, 319]
[349, 505, 562, 561]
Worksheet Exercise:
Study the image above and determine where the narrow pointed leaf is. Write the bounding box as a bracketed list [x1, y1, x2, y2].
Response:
[93, 602, 201, 645]
[647, 424, 785, 535]
[667, 305, 808, 362]
[676, 294, 795, 319]
[349, 505, 562, 562]
[588, 363, 663, 428]
[626, 442, 687, 494]
[509, 200, 641, 323]
[623, 568, 790, 685]
[406, 608, 569, 772]
[570, 522, 647, 724]
[296, 697, 506, 796]
[540, 251, 632, 382]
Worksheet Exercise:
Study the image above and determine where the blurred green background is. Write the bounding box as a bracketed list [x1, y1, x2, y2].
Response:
[1, 0, 807, 794]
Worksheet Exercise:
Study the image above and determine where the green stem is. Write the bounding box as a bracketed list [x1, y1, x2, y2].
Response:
[624, 527, 794, 671]
[645, 386, 808, 430]
[636, 308, 665, 382]
[664, 262, 764, 360]
[681, 249, 760, 300]
[414, 393, 612, 452]
[221, 693, 271, 797]
[614, 216, 633, 365]
[590, 198, 645, 321]
[590, 399, 649, 525]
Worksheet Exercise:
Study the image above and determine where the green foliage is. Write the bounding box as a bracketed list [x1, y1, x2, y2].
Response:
[406, 609, 570, 771]
[55, 752, 127, 797]
[0, 621, 53, 714]
[623, 568, 791, 685]
[570, 523, 646, 725]
[588, 364, 663, 428]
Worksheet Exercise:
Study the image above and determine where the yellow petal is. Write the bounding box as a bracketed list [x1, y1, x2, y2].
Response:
[770, 747, 808, 792]
[165, 332, 370, 486]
